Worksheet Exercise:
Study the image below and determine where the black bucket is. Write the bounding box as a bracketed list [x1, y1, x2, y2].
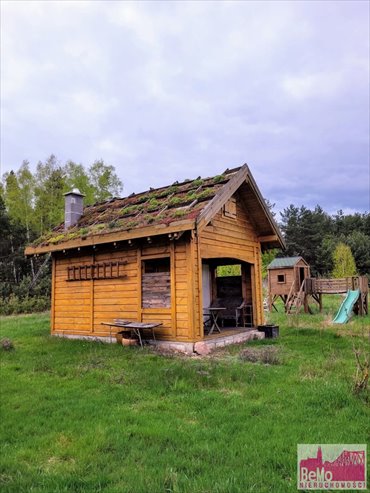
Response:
[257, 325, 279, 338]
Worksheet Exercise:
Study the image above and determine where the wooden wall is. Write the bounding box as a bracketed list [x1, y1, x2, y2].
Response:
[268, 259, 310, 297]
[268, 267, 295, 296]
[197, 197, 265, 327]
[52, 196, 267, 340]
[52, 236, 195, 341]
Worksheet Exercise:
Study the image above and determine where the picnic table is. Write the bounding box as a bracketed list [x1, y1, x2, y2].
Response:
[203, 307, 225, 335]
[101, 319, 162, 347]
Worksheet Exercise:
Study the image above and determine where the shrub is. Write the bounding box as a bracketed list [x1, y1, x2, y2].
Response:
[1, 338, 14, 351]
[240, 346, 281, 365]
[0, 295, 50, 316]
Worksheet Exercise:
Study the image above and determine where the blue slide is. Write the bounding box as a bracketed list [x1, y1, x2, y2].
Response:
[332, 290, 360, 324]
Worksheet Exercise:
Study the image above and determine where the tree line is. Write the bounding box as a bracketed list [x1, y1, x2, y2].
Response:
[0, 155, 123, 314]
[1, 157, 369, 315]
[279, 205, 370, 277]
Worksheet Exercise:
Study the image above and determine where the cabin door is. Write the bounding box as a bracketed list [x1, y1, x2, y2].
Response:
[299, 267, 305, 287]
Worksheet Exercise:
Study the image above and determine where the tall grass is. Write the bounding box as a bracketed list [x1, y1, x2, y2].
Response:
[0, 310, 369, 493]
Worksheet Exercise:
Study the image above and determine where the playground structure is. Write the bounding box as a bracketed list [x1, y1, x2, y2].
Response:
[268, 257, 368, 320]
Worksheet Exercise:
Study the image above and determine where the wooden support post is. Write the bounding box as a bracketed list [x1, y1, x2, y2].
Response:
[90, 251, 95, 333]
[304, 294, 309, 313]
[196, 234, 204, 339]
[51, 256, 56, 332]
[170, 241, 177, 338]
[186, 237, 195, 340]
[137, 246, 142, 322]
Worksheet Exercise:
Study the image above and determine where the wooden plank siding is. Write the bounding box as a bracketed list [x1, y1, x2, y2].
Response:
[268, 259, 311, 297]
[52, 238, 196, 341]
[51, 198, 268, 341]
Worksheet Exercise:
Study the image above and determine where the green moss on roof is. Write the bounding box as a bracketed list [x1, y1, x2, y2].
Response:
[33, 167, 241, 247]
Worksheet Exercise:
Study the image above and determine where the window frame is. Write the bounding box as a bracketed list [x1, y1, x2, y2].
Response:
[277, 274, 286, 284]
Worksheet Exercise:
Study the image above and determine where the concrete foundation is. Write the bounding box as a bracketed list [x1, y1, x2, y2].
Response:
[53, 329, 264, 355]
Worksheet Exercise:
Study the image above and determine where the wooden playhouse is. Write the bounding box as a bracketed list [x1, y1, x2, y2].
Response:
[25, 165, 284, 345]
[267, 256, 311, 312]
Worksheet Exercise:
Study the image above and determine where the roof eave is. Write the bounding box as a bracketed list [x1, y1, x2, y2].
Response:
[25, 219, 195, 256]
[196, 164, 285, 250]
[246, 171, 285, 250]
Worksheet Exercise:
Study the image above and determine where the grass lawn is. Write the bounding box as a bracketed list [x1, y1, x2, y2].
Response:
[0, 300, 369, 493]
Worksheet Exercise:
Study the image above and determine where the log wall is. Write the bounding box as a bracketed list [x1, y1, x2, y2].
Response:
[52, 237, 195, 341]
[198, 198, 264, 326]
[52, 198, 268, 340]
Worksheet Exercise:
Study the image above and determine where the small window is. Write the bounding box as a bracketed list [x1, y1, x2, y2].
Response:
[223, 198, 237, 219]
[142, 258, 171, 308]
[277, 274, 286, 283]
[143, 258, 170, 273]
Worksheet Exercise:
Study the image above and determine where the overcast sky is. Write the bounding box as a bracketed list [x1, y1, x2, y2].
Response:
[1, 0, 369, 217]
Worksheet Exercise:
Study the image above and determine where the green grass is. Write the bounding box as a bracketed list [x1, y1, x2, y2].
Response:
[0, 308, 369, 493]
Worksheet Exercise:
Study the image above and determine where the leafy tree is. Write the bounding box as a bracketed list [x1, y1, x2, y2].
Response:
[334, 210, 367, 236]
[262, 249, 278, 279]
[0, 155, 124, 313]
[264, 199, 276, 218]
[345, 231, 370, 276]
[280, 205, 333, 276]
[332, 243, 357, 278]
[89, 159, 123, 202]
[2, 170, 21, 222]
[16, 161, 35, 236]
[0, 194, 29, 293]
[64, 161, 95, 205]
[34, 155, 66, 234]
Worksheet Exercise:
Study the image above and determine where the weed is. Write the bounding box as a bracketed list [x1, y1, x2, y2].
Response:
[1, 338, 14, 351]
[239, 346, 281, 365]
[213, 174, 225, 183]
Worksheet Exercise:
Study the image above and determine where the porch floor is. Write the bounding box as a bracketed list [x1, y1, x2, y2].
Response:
[204, 326, 254, 339]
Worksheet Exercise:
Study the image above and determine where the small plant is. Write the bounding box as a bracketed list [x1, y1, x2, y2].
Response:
[79, 227, 89, 236]
[169, 197, 182, 206]
[48, 234, 67, 244]
[108, 220, 118, 229]
[192, 178, 204, 187]
[239, 346, 281, 365]
[121, 205, 138, 216]
[155, 185, 178, 198]
[353, 347, 369, 394]
[197, 189, 214, 200]
[1, 338, 14, 351]
[147, 198, 159, 211]
[125, 221, 138, 229]
[213, 174, 225, 183]
[143, 214, 154, 224]
[174, 209, 187, 217]
[186, 192, 197, 201]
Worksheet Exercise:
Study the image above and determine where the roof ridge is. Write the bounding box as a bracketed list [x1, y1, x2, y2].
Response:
[87, 169, 232, 208]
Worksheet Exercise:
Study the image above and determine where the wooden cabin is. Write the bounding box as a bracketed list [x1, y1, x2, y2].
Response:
[25, 165, 284, 343]
[267, 256, 310, 312]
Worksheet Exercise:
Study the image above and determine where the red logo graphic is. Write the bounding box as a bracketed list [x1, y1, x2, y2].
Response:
[298, 444, 367, 490]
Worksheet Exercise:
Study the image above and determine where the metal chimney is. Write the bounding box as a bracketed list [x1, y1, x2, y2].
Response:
[63, 188, 85, 230]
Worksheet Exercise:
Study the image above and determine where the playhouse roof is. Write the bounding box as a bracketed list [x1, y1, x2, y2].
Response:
[268, 256, 307, 270]
[25, 164, 285, 255]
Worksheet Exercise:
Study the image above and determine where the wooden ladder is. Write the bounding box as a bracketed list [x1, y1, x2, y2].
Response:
[286, 280, 306, 314]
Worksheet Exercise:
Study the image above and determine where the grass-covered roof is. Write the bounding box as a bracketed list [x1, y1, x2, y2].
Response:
[34, 168, 239, 248]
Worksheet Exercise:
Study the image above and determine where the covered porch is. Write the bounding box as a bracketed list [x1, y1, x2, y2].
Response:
[201, 257, 256, 340]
